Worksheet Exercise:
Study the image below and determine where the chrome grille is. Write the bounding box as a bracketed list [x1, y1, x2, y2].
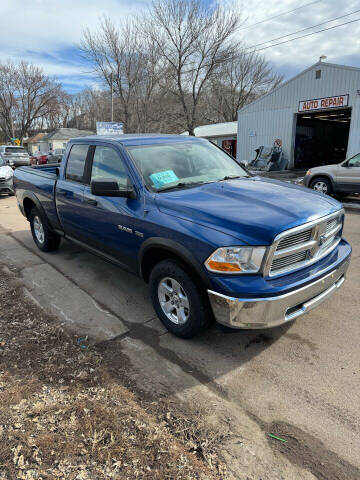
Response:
[326, 217, 339, 234]
[277, 229, 312, 250]
[271, 251, 308, 272]
[266, 210, 344, 277]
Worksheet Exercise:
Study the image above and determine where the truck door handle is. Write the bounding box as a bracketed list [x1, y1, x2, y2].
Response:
[84, 197, 98, 206]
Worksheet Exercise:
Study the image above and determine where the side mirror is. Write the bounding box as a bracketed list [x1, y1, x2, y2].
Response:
[91, 179, 136, 198]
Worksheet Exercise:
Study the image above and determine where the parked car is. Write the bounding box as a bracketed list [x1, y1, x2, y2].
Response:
[14, 135, 351, 338]
[0, 145, 30, 167]
[303, 153, 360, 195]
[32, 152, 49, 165]
[47, 148, 65, 164]
[0, 155, 14, 195]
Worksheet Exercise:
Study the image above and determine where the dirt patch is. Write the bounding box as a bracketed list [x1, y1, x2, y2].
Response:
[245, 333, 273, 349]
[0, 266, 227, 479]
[247, 410, 360, 480]
[267, 421, 360, 480]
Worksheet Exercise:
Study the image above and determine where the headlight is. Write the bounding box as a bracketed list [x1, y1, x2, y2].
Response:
[205, 246, 266, 274]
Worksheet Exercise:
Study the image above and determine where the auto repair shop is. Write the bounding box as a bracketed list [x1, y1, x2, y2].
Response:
[237, 61, 360, 171]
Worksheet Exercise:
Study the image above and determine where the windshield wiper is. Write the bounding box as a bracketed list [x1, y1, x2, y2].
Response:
[221, 175, 244, 181]
[158, 181, 205, 192]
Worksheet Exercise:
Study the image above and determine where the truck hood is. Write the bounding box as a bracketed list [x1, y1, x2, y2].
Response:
[155, 177, 342, 245]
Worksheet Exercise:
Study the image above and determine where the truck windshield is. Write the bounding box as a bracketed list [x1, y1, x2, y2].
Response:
[127, 141, 249, 192]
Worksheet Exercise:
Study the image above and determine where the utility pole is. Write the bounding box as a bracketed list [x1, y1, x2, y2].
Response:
[110, 72, 114, 122]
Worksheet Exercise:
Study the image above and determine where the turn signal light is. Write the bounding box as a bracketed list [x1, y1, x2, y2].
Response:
[206, 260, 241, 272]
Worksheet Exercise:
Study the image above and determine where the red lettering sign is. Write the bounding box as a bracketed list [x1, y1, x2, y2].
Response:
[299, 95, 348, 112]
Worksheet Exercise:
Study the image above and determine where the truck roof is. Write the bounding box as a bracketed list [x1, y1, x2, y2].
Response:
[68, 134, 204, 147]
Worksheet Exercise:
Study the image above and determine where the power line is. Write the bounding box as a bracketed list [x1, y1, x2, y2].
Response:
[239, 0, 322, 30]
[247, 16, 360, 54]
[242, 8, 360, 53]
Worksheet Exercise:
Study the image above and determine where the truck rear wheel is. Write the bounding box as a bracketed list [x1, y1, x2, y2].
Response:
[30, 207, 61, 252]
[149, 260, 211, 338]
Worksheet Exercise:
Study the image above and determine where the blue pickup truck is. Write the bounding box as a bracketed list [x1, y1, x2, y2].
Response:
[14, 134, 351, 338]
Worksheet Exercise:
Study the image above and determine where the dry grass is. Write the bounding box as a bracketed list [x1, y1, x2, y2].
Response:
[0, 266, 227, 479]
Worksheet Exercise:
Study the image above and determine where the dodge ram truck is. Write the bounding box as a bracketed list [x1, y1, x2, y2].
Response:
[14, 134, 352, 338]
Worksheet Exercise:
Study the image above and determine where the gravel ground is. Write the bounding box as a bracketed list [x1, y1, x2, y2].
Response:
[0, 265, 227, 480]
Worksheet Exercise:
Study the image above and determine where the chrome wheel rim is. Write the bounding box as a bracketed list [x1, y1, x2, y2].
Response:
[313, 181, 328, 194]
[158, 277, 190, 325]
[33, 216, 45, 244]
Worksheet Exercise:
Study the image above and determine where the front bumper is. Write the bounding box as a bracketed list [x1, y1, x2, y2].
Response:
[208, 255, 350, 329]
[0, 178, 14, 194]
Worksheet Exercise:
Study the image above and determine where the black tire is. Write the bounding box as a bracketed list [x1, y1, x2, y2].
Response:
[29, 207, 61, 252]
[149, 260, 211, 338]
[310, 176, 332, 195]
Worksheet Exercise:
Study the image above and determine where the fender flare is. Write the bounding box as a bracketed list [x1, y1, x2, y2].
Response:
[21, 191, 53, 229]
[138, 237, 212, 288]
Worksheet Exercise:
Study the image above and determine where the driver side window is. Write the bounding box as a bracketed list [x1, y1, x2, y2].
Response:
[348, 154, 360, 167]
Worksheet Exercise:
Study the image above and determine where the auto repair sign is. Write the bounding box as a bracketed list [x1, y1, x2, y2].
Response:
[298, 94, 349, 112]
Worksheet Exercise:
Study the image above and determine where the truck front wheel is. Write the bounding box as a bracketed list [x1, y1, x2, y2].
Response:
[30, 207, 61, 252]
[149, 260, 211, 338]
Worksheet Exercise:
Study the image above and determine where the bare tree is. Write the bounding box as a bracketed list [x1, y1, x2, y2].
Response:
[80, 17, 163, 133]
[65, 88, 111, 130]
[208, 52, 283, 122]
[0, 61, 64, 142]
[141, 0, 241, 134]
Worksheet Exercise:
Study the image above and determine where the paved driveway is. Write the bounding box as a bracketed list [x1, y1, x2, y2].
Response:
[0, 194, 359, 479]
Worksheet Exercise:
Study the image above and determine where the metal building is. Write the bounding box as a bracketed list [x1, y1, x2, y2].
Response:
[237, 61, 360, 171]
[181, 121, 237, 157]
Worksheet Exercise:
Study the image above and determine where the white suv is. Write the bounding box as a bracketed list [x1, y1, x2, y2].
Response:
[0, 145, 30, 167]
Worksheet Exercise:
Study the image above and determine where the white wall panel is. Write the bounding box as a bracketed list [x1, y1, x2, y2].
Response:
[237, 63, 360, 165]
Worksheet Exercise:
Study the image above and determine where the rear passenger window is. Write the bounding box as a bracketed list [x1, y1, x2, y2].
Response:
[91, 146, 129, 188]
[66, 144, 89, 182]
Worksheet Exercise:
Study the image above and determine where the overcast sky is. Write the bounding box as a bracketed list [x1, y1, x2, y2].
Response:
[1, 0, 359, 93]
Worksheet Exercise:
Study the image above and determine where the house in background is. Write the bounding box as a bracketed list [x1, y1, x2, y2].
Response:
[38, 128, 94, 153]
[24, 133, 47, 155]
[181, 121, 237, 157]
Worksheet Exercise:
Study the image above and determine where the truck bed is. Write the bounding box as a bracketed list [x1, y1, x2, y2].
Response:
[18, 164, 59, 180]
[14, 164, 62, 232]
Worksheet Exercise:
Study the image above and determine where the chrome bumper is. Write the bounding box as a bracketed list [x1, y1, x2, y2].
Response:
[208, 257, 350, 329]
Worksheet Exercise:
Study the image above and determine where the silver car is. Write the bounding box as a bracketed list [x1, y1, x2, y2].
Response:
[0, 145, 30, 167]
[47, 148, 65, 163]
[0, 156, 14, 195]
[303, 153, 360, 196]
